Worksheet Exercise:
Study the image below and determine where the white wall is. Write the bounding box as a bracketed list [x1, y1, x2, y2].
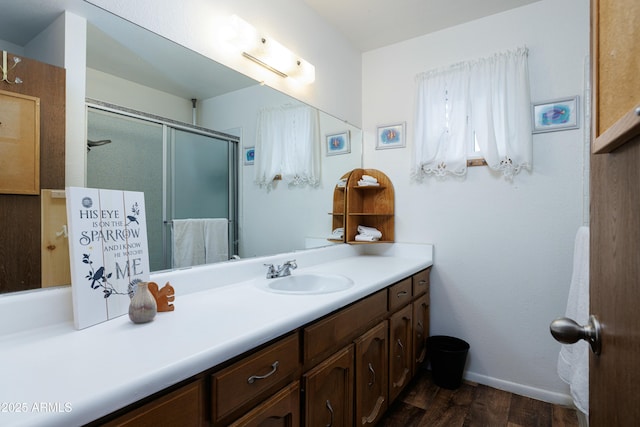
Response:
[362, 0, 589, 403]
[86, 68, 193, 123]
[85, 0, 362, 128]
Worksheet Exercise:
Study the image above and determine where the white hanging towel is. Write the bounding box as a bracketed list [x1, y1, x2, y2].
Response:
[557, 226, 589, 415]
[203, 218, 229, 264]
[172, 219, 206, 268]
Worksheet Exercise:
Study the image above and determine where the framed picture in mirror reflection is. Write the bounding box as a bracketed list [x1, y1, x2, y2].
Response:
[244, 146, 255, 165]
[326, 131, 350, 156]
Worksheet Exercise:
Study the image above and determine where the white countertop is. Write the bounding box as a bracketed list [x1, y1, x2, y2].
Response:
[0, 243, 432, 426]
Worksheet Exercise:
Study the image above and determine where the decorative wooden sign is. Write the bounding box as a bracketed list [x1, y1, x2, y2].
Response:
[66, 187, 150, 329]
[0, 89, 40, 194]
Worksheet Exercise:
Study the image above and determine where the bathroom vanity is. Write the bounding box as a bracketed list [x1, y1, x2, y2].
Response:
[0, 243, 432, 426]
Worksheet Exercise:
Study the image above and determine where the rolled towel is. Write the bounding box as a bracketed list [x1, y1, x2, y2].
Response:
[332, 227, 344, 238]
[355, 234, 379, 242]
[336, 178, 347, 188]
[357, 225, 382, 238]
[361, 174, 378, 183]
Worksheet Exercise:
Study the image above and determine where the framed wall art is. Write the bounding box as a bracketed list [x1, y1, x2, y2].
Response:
[376, 122, 405, 149]
[532, 96, 579, 133]
[0, 89, 41, 194]
[244, 146, 255, 165]
[326, 131, 350, 156]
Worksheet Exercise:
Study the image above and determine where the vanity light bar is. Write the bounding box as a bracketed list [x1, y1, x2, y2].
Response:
[226, 16, 315, 84]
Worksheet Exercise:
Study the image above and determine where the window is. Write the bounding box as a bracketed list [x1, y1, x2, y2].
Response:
[413, 47, 532, 180]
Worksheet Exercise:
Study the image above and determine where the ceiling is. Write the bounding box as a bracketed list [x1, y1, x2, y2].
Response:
[302, 0, 542, 52]
[0, 0, 542, 99]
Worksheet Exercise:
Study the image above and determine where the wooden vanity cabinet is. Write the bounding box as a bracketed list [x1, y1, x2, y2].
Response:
[354, 321, 388, 426]
[303, 290, 387, 370]
[303, 345, 354, 427]
[389, 304, 413, 403]
[412, 267, 431, 374]
[210, 333, 300, 426]
[94, 268, 431, 426]
[229, 381, 300, 427]
[100, 380, 206, 427]
[413, 293, 430, 374]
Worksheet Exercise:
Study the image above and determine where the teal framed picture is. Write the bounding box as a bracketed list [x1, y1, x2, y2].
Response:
[532, 96, 579, 133]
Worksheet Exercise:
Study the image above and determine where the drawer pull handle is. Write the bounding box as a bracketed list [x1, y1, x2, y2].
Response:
[247, 361, 279, 384]
[418, 280, 427, 285]
[396, 291, 408, 298]
[325, 399, 334, 427]
[367, 362, 376, 387]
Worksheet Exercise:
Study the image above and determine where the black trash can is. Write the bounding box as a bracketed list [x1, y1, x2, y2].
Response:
[427, 335, 469, 389]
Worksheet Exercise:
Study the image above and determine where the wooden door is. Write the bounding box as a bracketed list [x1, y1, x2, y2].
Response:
[590, 117, 640, 424]
[303, 345, 354, 427]
[354, 321, 388, 426]
[41, 189, 70, 287]
[590, 0, 640, 424]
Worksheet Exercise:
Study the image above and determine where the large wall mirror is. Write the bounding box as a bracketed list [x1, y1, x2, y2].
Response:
[0, 1, 362, 295]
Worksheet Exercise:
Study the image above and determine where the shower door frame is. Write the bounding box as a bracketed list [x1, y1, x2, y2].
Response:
[86, 100, 239, 270]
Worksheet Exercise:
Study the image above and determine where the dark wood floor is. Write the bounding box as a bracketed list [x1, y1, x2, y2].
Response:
[378, 371, 579, 427]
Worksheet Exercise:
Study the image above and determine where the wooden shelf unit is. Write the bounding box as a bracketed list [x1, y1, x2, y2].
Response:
[329, 168, 395, 244]
[328, 171, 351, 243]
[345, 169, 394, 244]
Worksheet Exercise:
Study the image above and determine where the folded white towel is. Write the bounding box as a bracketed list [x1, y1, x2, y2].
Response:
[357, 180, 380, 187]
[331, 228, 344, 238]
[336, 178, 347, 188]
[355, 234, 379, 242]
[361, 174, 378, 183]
[357, 225, 382, 238]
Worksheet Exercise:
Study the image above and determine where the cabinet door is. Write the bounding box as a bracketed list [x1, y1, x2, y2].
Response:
[389, 304, 412, 403]
[102, 380, 204, 427]
[412, 294, 429, 374]
[229, 381, 300, 427]
[354, 321, 388, 426]
[303, 345, 354, 427]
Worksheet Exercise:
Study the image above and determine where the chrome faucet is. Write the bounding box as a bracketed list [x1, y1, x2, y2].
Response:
[265, 260, 297, 278]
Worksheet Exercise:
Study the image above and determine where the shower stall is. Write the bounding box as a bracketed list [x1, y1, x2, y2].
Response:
[86, 102, 238, 271]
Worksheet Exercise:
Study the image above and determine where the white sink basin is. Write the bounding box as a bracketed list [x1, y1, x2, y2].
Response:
[257, 273, 354, 295]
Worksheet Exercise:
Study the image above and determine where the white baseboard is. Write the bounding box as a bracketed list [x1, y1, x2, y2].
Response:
[464, 371, 575, 407]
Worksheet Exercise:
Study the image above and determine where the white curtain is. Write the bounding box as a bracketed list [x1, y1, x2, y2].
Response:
[255, 104, 320, 188]
[413, 47, 532, 180]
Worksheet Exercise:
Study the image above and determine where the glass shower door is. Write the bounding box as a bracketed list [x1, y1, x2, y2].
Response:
[86, 109, 165, 272]
[168, 128, 237, 267]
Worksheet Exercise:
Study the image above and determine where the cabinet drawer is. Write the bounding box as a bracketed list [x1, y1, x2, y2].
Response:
[388, 278, 412, 312]
[211, 333, 300, 423]
[412, 268, 431, 298]
[303, 290, 387, 367]
[229, 381, 300, 427]
[103, 380, 204, 427]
